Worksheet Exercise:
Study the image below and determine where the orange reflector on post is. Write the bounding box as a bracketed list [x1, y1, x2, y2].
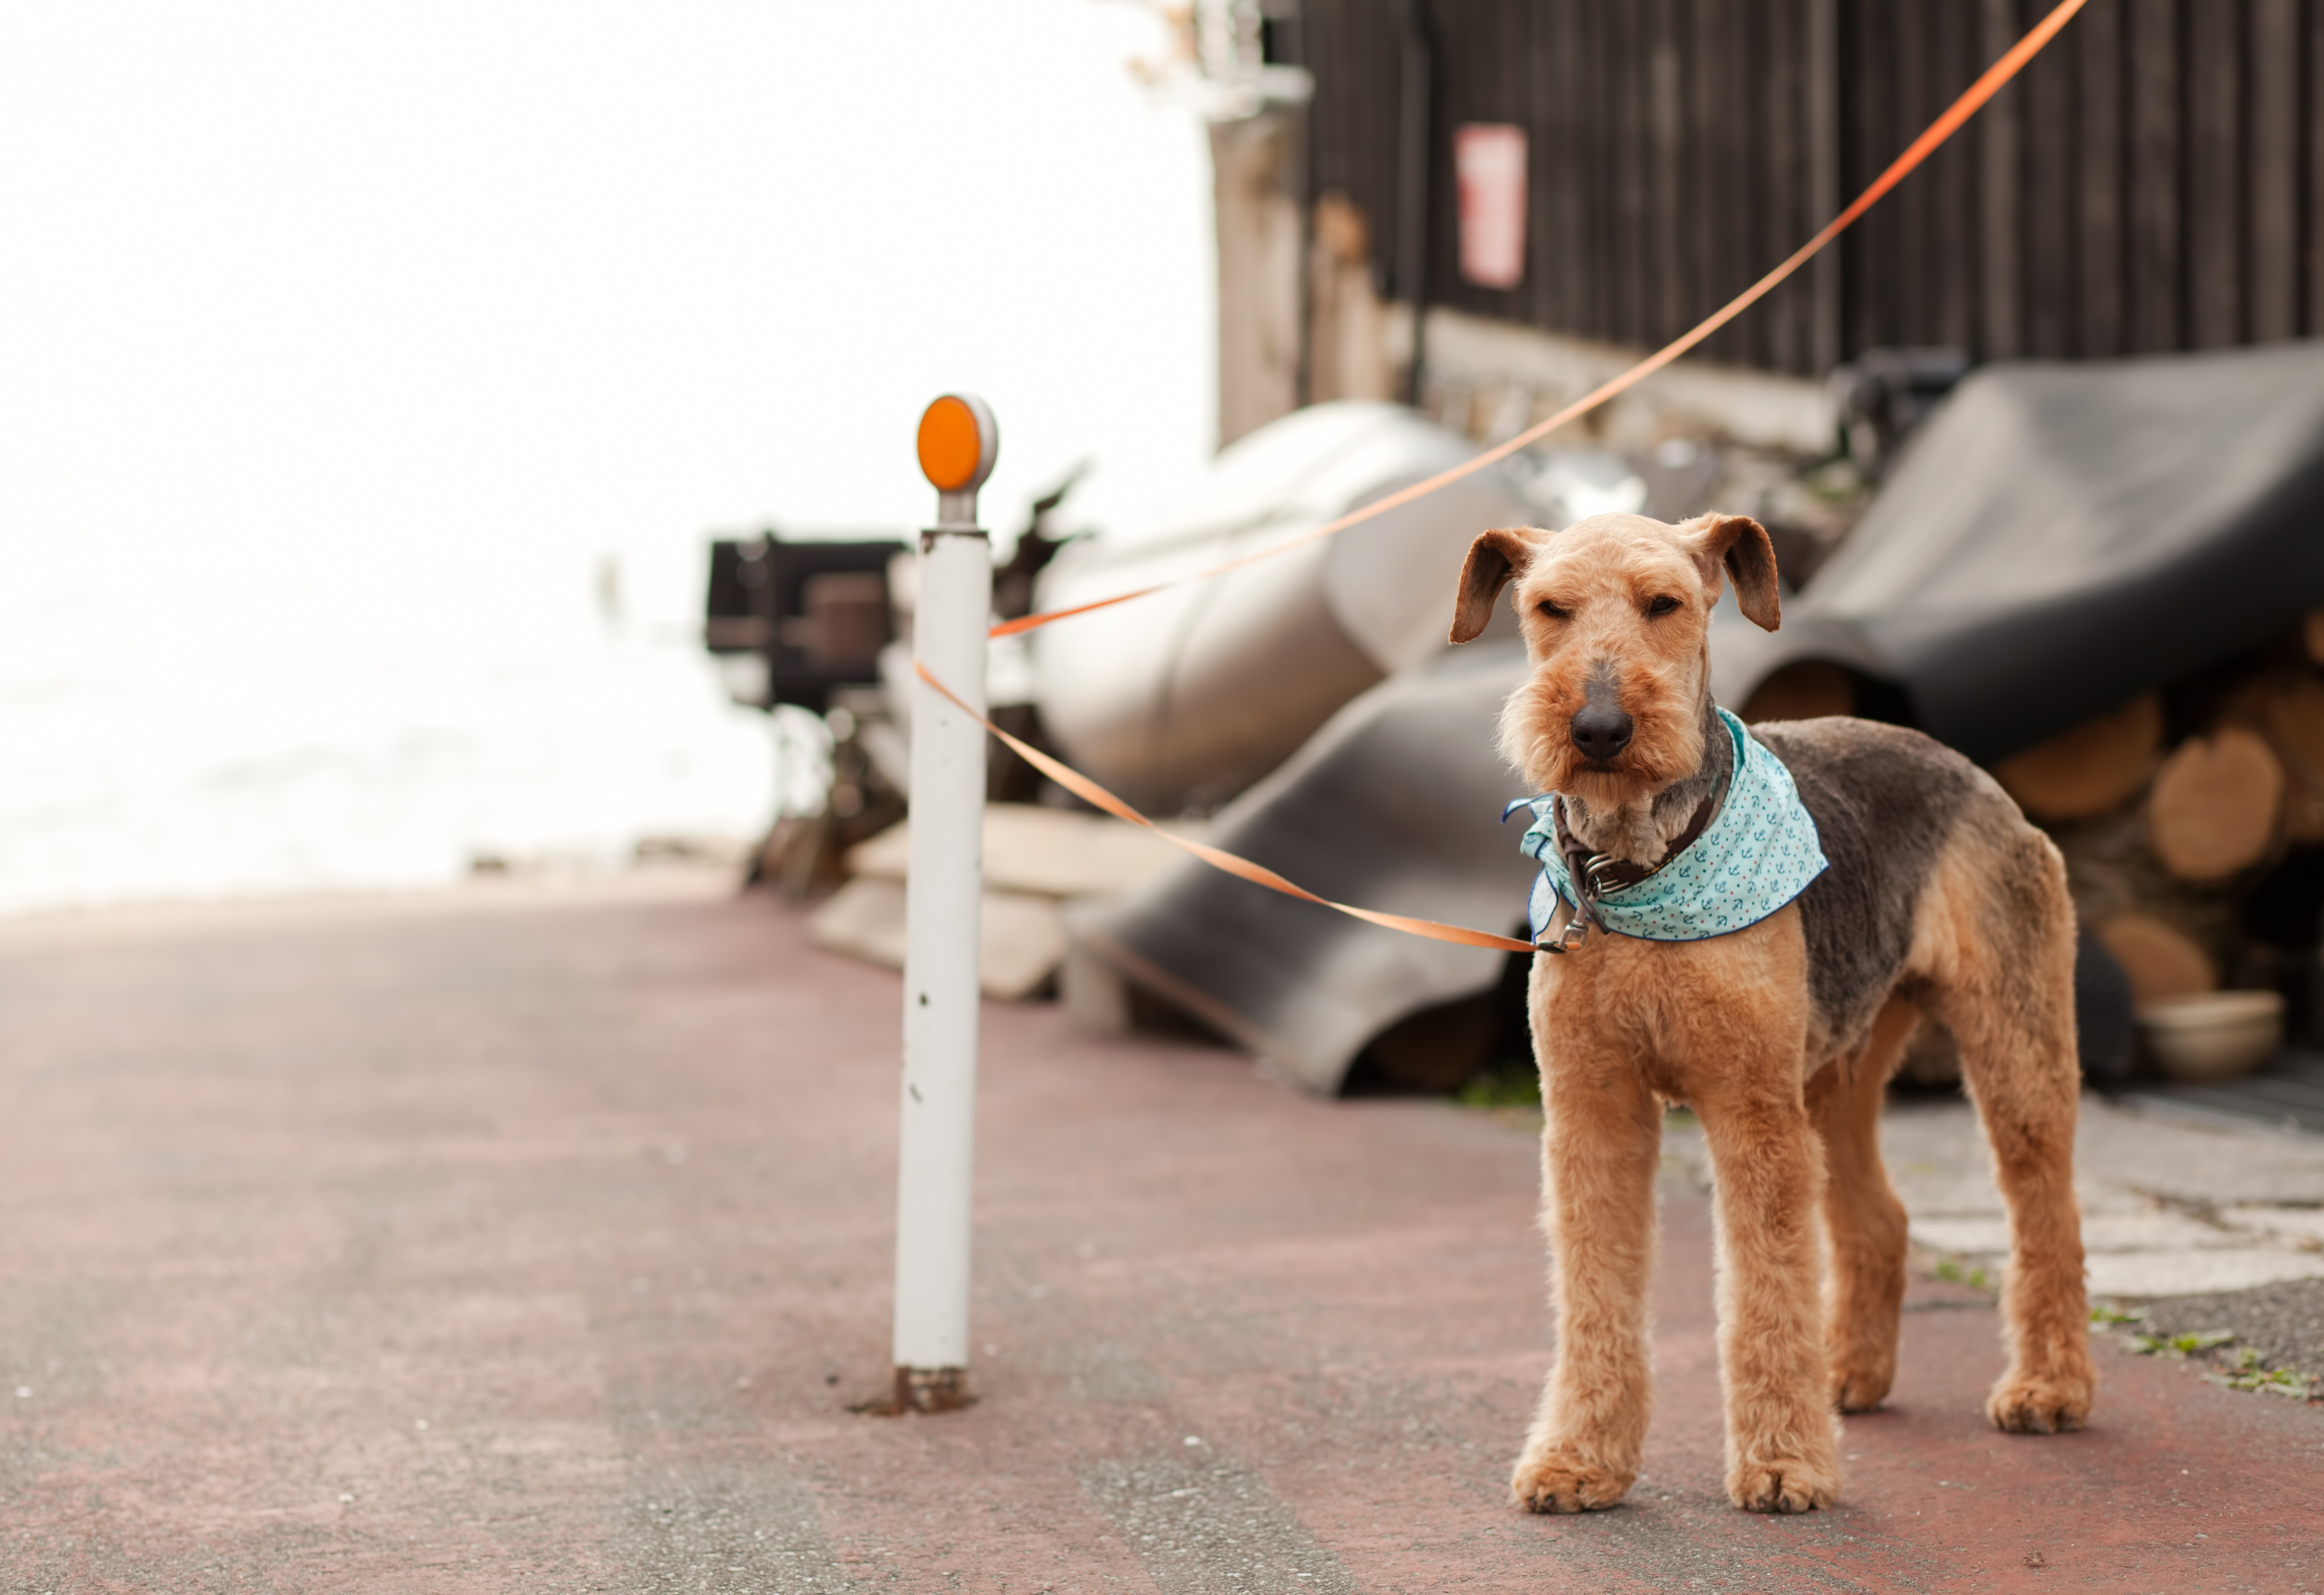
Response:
[917, 394, 998, 495]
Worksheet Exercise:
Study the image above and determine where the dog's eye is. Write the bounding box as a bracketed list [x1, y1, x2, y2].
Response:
[1646, 595, 1681, 617]
[1537, 601, 1569, 621]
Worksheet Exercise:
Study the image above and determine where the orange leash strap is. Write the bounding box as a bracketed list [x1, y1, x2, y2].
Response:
[915, 662, 1537, 954]
[990, 0, 2089, 644]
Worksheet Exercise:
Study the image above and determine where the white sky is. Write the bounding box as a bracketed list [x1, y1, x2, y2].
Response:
[0, 1, 1217, 912]
[0, 0, 1214, 608]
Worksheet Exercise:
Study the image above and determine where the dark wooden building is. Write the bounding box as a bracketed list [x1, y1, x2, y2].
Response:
[1275, 0, 2324, 378]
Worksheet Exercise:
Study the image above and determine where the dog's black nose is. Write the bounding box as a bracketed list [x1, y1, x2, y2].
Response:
[1569, 705, 1635, 762]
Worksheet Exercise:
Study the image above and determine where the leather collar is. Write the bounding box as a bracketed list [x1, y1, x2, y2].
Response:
[1551, 783, 1722, 927]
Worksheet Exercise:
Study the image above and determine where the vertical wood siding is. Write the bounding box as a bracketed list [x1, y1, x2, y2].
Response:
[1288, 0, 2324, 375]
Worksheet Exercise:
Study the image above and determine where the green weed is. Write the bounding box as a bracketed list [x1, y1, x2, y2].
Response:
[1455, 1065, 1540, 1109]
[1932, 1258, 1993, 1291]
[2204, 1352, 2316, 1396]
[2128, 1329, 2235, 1358]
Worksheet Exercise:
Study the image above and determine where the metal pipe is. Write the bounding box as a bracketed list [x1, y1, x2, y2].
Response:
[891, 394, 998, 1413]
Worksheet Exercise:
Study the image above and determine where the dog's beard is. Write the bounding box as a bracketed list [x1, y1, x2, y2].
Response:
[1499, 666, 1710, 862]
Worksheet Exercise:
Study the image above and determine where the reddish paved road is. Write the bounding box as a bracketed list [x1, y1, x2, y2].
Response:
[2, 884, 2319, 1593]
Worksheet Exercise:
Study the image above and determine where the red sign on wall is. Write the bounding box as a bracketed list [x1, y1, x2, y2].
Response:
[1455, 124, 1528, 290]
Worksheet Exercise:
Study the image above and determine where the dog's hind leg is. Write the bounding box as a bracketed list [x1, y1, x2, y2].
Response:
[1511, 990, 1662, 1513]
[1807, 995, 1919, 1413]
[1919, 826, 2094, 1434]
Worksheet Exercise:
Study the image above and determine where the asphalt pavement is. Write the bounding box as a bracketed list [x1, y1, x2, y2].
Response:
[3, 875, 2320, 1593]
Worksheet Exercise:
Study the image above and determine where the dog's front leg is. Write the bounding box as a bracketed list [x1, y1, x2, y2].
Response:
[1699, 1075, 1841, 1514]
[1511, 989, 1662, 1514]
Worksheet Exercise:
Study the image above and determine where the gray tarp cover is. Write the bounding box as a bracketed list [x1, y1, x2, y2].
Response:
[1087, 342, 2324, 1090]
[1712, 340, 2324, 762]
[1077, 642, 1534, 1093]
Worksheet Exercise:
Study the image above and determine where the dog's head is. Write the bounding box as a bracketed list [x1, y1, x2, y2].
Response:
[1449, 512, 1780, 803]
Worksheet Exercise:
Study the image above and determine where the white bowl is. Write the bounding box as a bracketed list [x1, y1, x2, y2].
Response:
[2136, 990, 2285, 1083]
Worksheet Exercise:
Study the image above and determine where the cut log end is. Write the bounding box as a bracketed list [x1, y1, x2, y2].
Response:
[2094, 912, 2218, 1006]
[1993, 694, 2162, 821]
[2147, 727, 2284, 882]
[2249, 674, 2324, 843]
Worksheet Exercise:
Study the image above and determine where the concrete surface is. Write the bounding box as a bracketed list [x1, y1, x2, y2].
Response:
[813, 807, 1198, 999]
[843, 808, 1190, 899]
[1776, 1096, 2324, 1299]
[5, 880, 2323, 1593]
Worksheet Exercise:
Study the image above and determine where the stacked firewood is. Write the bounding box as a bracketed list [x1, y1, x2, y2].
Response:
[1990, 613, 2324, 1025]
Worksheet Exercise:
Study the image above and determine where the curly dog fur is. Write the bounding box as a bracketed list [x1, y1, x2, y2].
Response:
[1450, 512, 2094, 1515]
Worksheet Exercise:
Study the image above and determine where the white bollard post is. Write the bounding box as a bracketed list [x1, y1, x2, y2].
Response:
[890, 393, 998, 1414]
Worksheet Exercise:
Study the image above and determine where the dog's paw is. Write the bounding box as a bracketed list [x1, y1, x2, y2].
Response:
[1511, 1450, 1632, 1514]
[1986, 1367, 2093, 1434]
[1829, 1357, 1894, 1414]
[1725, 1456, 1840, 1514]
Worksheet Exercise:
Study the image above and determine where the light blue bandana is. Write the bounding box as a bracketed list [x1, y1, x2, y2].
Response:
[1505, 708, 1828, 944]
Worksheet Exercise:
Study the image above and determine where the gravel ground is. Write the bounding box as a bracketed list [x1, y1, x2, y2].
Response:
[2103, 1277, 2324, 1402]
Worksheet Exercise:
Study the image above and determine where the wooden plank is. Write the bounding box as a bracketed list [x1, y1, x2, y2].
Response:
[1318, 0, 1393, 289]
[1893, 0, 1934, 346]
[2186, 0, 2241, 346]
[1599, 0, 1632, 344]
[1843, 0, 1894, 356]
[2311, 0, 2324, 334]
[1613, 0, 1652, 348]
[1511, 1, 1545, 328]
[1714, 11, 1757, 364]
[1762, 0, 1804, 371]
[2126, 0, 2181, 351]
[1809, 0, 1842, 369]
[2246, 0, 2300, 340]
[1979, 0, 2025, 359]
[1678, 0, 1710, 358]
[2023, 0, 2079, 356]
[1694, 0, 1744, 364]
[1564, 0, 1598, 341]
[1727, 0, 1764, 367]
[1650, 0, 1687, 348]
[1425, 1, 1463, 321]
[1927, 0, 1980, 353]
[1746, 0, 1776, 367]
[1699, 0, 1734, 363]
[1576, 0, 1612, 342]
[1558, 0, 1595, 337]
[1531, 0, 1566, 331]
[2076, 0, 2125, 357]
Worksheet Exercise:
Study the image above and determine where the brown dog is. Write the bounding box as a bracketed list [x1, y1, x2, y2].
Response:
[1450, 511, 2093, 1515]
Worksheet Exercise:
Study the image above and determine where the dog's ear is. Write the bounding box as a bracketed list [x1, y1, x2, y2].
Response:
[1449, 527, 1543, 644]
[1684, 514, 1781, 633]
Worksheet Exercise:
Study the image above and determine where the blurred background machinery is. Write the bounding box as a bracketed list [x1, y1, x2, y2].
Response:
[704, 532, 902, 715]
[704, 531, 907, 898]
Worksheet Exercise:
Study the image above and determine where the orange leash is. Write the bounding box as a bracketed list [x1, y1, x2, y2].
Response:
[992, 0, 2089, 644]
[916, 662, 1537, 953]
[943, 0, 2088, 951]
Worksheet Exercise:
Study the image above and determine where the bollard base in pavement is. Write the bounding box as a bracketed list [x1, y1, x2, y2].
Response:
[865, 1365, 974, 1416]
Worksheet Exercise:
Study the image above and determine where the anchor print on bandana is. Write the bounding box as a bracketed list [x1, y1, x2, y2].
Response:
[1507, 708, 1829, 944]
